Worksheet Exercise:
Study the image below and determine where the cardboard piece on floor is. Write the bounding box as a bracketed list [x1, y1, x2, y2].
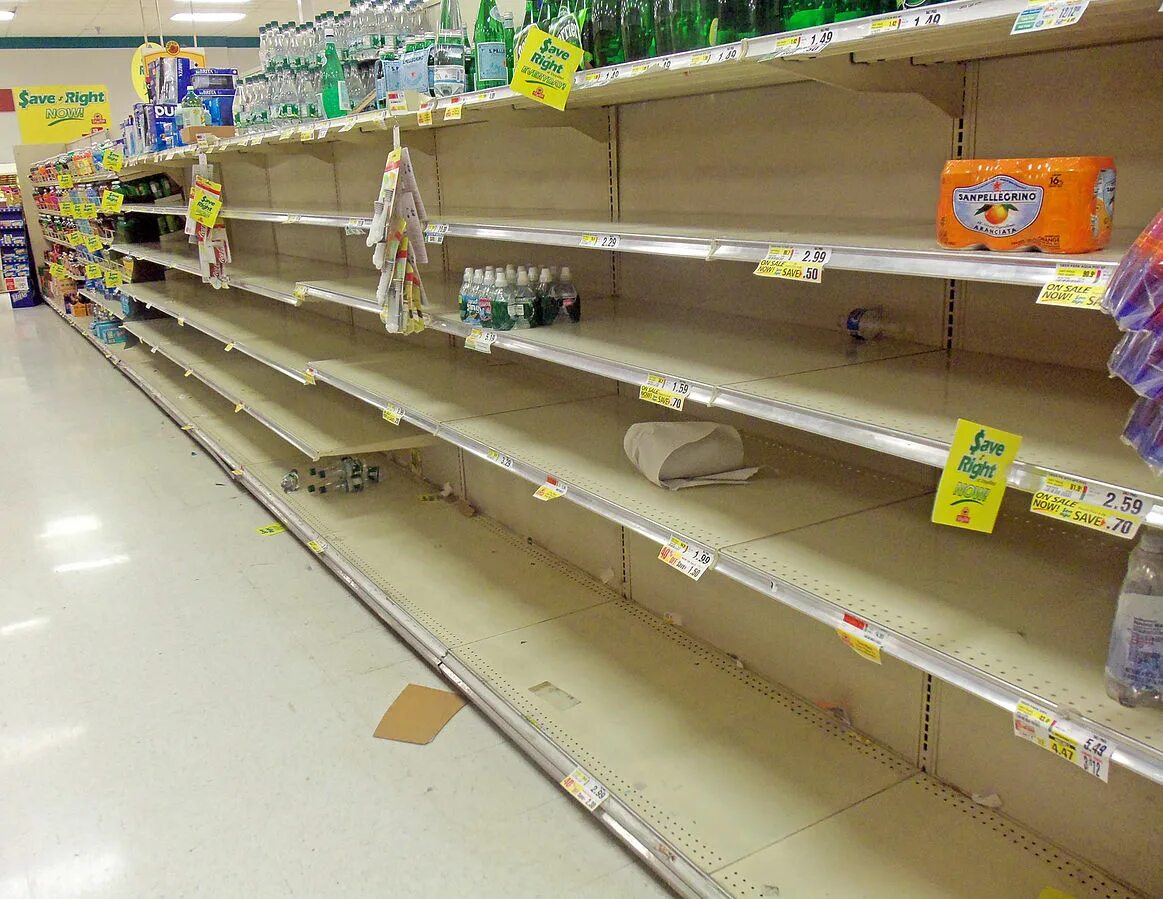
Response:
[373, 683, 466, 744]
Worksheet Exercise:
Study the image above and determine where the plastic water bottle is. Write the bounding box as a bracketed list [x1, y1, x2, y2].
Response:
[536, 267, 558, 324]
[552, 265, 581, 323]
[466, 268, 484, 324]
[478, 269, 495, 327]
[511, 269, 536, 329]
[1105, 528, 1163, 708]
[490, 270, 514, 330]
[838, 307, 905, 340]
[458, 266, 472, 322]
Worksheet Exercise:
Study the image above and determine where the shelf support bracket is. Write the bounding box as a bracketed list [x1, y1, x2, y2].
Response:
[483, 106, 609, 143]
[764, 56, 964, 118]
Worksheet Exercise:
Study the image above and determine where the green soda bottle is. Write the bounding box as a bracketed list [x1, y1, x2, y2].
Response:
[781, 0, 834, 30]
[653, 0, 675, 55]
[321, 24, 352, 117]
[712, 0, 760, 42]
[473, 0, 508, 89]
[671, 0, 710, 49]
[621, 0, 655, 60]
[591, 0, 625, 65]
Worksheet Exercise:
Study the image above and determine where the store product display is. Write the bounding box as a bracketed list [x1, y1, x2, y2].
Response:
[624, 422, 758, 489]
[458, 264, 580, 328]
[0, 178, 37, 308]
[281, 458, 383, 495]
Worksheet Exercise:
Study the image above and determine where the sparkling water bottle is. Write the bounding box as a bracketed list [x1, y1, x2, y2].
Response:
[1106, 529, 1163, 708]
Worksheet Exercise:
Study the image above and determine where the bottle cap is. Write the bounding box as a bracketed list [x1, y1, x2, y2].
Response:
[495, 271, 507, 287]
[539, 267, 550, 280]
[517, 269, 530, 285]
[560, 266, 571, 281]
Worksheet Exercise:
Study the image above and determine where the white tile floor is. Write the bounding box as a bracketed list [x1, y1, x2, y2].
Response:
[0, 305, 671, 899]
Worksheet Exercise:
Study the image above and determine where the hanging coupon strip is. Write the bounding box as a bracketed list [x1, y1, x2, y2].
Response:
[381, 404, 404, 425]
[835, 613, 887, 664]
[1036, 265, 1109, 309]
[424, 223, 449, 244]
[753, 245, 829, 282]
[639, 374, 691, 410]
[1013, 700, 1113, 782]
[1029, 475, 1145, 539]
[533, 477, 567, 501]
[1011, 0, 1088, 34]
[465, 328, 497, 353]
[560, 766, 609, 811]
[657, 536, 714, 581]
[579, 233, 619, 249]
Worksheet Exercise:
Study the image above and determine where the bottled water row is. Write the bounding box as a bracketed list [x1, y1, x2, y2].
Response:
[258, 3, 427, 72]
[458, 265, 581, 330]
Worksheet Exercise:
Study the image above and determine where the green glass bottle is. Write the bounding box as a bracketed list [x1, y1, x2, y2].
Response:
[321, 24, 352, 117]
[671, 0, 710, 49]
[712, 0, 759, 42]
[781, 0, 834, 30]
[620, 0, 655, 60]
[473, 0, 508, 89]
[513, 0, 538, 61]
[575, 0, 595, 67]
[591, 0, 624, 65]
[653, 0, 675, 55]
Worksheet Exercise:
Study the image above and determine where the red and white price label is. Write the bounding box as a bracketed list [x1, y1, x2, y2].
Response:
[657, 536, 713, 581]
[835, 613, 887, 663]
[533, 477, 567, 501]
[560, 766, 609, 811]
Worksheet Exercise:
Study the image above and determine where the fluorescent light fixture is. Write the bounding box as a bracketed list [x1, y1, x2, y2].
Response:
[0, 11, 14, 21]
[39, 514, 101, 539]
[54, 554, 130, 574]
[171, 11, 246, 21]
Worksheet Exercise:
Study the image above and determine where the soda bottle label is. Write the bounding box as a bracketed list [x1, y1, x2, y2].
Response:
[431, 65, 466, 95]
[952, 175, 1044, 238]
[475, 43, 507, 82]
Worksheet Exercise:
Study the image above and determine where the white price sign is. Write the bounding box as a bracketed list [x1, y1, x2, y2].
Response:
[424, 223, 449, 244]
[639, 374, 691, 411]
[657, 537, 714, 581]
[487, 449, 514, 469]
[1013, 700, 1113, 782]
[579, 233, 620, 249]
[754, 245, 826, 282]
[1036, 264, 1109, 310]
[560, 766, 609, 811]
[465, 328, 497, 353]
[791, 27, 834, 55]
[1029, 475, 1145, 539]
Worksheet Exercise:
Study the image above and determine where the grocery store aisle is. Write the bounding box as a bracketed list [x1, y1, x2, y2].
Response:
[0, 306, 667, 899]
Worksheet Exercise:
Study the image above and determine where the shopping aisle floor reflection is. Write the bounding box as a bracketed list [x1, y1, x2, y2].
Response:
[0, 306, 669, 899]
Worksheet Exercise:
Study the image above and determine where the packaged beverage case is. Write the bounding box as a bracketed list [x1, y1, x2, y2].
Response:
[511, 269, 536, 328]
[1108, 330, 1163, 399]
[474, 0, 508, 90]
[322, 26, 352, 117]
[1103, 207, 1163, 332]
[1106, 529, 1163, 708]
[592, 0, 626, 65]
[551, 266, 581, 322]
[937, 157, 1116, 253]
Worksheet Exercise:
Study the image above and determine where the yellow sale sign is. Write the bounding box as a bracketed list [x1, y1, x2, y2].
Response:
[931, 419, 1022, 534]
[509, 27, 583, 111]
[14, 85, 112, 142]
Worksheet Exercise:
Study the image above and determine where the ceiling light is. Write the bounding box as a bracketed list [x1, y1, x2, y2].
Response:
[0, 11, 15, 21]
[171, 11, 246, 21]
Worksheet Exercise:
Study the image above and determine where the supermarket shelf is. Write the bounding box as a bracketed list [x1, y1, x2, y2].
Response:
[118, 277, 401, 383]
[120, 316, 432, 460]
[110, 245, 1163, 523]
[78, 288, 123, 319]
[119, 206, 1131, 286]
[38, 297, 1147, 899]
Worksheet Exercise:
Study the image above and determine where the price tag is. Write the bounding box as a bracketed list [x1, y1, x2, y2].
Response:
[103, 268, 123, 288]
[1036, 265, 1109, 309]
[184, 369, 193, 377]
[465, 328, 497, 353]
[639, 374, 691, 411]
[1012, 0, 1088, 34]
[285, 214, 301, 224]
[100, 190, 124, 213]
[1013, 700, 1112, 782]
[582, 71, 603, 86]
[49, 262, 66, 278]
[79, 202, 98, 220]
[280, 128, 297, 141]
[560, 766, 609, 811]
[630, 63, 650, 76]
[1029, 475, 1144, 539]
[60, 201, 75, 217]
[256, 523, 287, 536]
[791, 27, 834, 55]
[897, 7, 945, 29]
[579, 233, 619, 249]
[224, 342, 235, 352]
[657, 536, 713, 581]
[689, 52, 711, 66]
[307, 540, 325, 553]
[293, 284, 309, 302]
[177, 316, 185, 326]
[85, 262, 102, 279]
[381, 404, 404, 425]
[84, 234, 103, 252]
[931, 419, 1022, 534]
[767, 34, 803, 57]
[387, 92, 408, 114]
[444, 96, 463, 121]
[299, 126, 316, 141]
[104, 149, 124, 172]
[344, 219, 367, 234]
[58, 172, 74, 188]
[417, 103, 434, 127]
[532, 477, 567, 501]
[424, 223, 449, 244]
[487, 449, 514, 469]
[835, 613, 887, 664]
[754, 258, 823, 283]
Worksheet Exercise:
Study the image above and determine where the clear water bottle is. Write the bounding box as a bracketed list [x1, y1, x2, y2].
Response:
[478, 269, 496, 327]
[510, 268, 536, 329]
[552, 265, 581, 322]
[491, 270, 515, 330]
[1105, 528, 1163, 708]
[837, 307, 905, 340]
[458, 266, 473, 321]
[466, 268, 484, 324]
[536, 266, 557, 324]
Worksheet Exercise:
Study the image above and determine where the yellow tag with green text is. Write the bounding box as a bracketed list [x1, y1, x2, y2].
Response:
[104, 149, 124, 172]
[84, 233, 103, 252]
[100, 190, 124, 213]
[66, 230, 84, 246]
[931, 419, 1022, 534]
[85, 262, 102, 279]
[509, 26, 583, 111]
[80, 202, 98, 220]
[188, 176, 223, 228]
[103, 268, 123, 288]
[60, 200, 75, 217]
[58, 172, 74, 188]
[49, 262, 66, 278]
